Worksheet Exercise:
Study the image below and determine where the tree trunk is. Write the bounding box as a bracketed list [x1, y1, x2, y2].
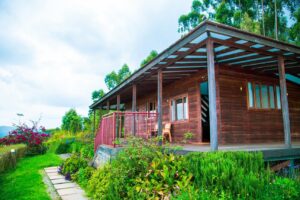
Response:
[274, 0, 278, 40]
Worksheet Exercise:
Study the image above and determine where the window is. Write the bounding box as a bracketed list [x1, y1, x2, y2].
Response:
[146, 101, 156, 112]
[247, 82, 281, 110]
[171, 96, 188, 121]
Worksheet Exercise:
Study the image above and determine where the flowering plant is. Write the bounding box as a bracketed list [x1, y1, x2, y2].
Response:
[0, 122, 49, 155]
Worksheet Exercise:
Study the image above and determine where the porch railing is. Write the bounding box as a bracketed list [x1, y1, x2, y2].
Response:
[94, 112, 158, 151]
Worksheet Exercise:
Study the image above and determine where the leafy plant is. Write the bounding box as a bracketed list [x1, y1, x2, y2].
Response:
[60, 153, 88, 179]
[183, 132, 194, 144]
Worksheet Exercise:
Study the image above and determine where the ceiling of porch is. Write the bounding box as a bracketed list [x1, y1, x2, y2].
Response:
[91, 20, 300, 109]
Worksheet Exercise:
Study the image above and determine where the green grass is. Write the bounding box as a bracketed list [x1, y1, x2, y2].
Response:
[0, 144, 26, 155]
[0, 153, 62, 200]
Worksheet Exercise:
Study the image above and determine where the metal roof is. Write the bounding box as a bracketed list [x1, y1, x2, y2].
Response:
[90, 20, 300, 110]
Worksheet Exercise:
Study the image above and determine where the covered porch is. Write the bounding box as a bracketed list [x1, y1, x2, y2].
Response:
[91, 20, 300, 153]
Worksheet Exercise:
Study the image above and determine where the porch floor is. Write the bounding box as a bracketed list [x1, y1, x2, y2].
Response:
[174, 142, 300, 161]
[179, 142, 300, 152]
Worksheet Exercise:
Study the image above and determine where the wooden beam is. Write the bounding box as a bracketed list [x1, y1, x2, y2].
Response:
[106, 101, 110, 111]
[206, 39, 218, 151]
[278, 56, 291, 148]
[117, 95, 120, 111]
[132, 85, 137, 136]
[157, 69, 163, 145]
[93, 109, 96, 136]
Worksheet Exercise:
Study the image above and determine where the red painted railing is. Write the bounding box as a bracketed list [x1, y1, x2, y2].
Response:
[94, 112, 157, 151]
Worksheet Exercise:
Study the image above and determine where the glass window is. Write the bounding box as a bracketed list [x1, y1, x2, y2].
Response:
[269, 86, 275, 109]
[261, 85, 269, 108]
[247, 82, 254, 107]
[171, 96, 188, 121]
[255, 84, 261, 108]
[247, 82, 280, 110]
[276, 86, 281, 109]
[176, 99, 183, 120]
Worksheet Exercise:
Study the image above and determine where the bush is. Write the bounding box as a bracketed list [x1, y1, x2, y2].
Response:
[60, 153, 88, 178]
[0, 123, 49, 155]
[86, 137, 300, 200]
[72, 166, 95, 188]
[0, 144, 27, 173]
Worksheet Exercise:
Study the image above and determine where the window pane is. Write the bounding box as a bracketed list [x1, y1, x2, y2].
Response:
[247, 82, 254, 107]
[183, 97, 188, 119]
[261, 85, 269, 108]
[269, 86, 275, 109]
[176, 99, 183, 120]
[171, 100, 175, 121]
[276, 86, 281, 109]
[255, 84, 261, 108]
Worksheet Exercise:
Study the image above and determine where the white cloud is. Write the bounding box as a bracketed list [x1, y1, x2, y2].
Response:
[0, 0, 191, 128]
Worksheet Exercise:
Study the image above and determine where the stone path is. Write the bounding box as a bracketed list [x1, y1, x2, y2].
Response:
[44, 166, 88, 200]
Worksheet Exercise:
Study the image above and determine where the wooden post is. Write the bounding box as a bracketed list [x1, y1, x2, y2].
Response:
[117, 95, 120, 111]
[132, 85, 137, 135]
[157, 70, 163, 145]
[116, 95, 121, 138]
[93, 109, 96, 136]
[206, 39, 218, 151]
[278, 56, 291, 148]
[106, 101, 110, 111]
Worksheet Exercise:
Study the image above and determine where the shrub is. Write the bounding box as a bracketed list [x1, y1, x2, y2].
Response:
[86, 137, 300, 200]
[60, 153, 88, 179]
[0, 144, 27, 173]
[72, 166, 95, 188]
[0, 123, 49, 155]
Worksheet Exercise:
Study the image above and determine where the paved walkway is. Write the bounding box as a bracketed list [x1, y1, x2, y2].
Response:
[44, 166, 88, 200]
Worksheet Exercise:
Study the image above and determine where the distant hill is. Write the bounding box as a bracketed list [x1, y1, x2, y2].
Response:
[0, 126, 14, 138]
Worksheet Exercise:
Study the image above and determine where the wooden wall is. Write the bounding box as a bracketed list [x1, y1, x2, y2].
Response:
[122, 67, 300, 145]
[124, 70, 207, 142]
[217, 67, 300, 144]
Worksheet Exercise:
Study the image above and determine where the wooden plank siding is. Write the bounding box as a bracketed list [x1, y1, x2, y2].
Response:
[217, 67, 300, 144]
[123, 66, 300, 145]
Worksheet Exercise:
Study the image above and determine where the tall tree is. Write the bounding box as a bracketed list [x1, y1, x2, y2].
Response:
[61, 109, 83, 134]
[105, 64, 132, 90]
[92, 89, 105, 103]
[140, 50, 158, 67]
[178, 0, 298, 44]
[290, 7, 300, 45]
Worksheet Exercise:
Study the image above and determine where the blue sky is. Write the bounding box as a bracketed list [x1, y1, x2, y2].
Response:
[0, 0, 192, 128]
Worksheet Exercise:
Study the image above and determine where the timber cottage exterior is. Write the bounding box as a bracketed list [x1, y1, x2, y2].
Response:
[91, 20, 300, 160]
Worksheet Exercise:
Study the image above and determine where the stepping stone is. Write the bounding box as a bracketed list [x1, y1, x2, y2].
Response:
[45, 169, 58, 173]
[46, 172, 60, 176]
[49, 175, 64, 180]
[61, 194, 88, 200]
[54, 183, 78, 190]
[57, 188, 84, 196]
[52, 178, 70, 184]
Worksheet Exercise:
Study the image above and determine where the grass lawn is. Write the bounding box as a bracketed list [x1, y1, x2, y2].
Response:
[0, 152, 62, 200]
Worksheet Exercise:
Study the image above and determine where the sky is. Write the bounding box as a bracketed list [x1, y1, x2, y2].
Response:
[0, 0, 192, 128]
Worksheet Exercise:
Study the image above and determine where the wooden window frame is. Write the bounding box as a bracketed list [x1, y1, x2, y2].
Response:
[247, 81, 281, 111]
[170, 94, 189, 122]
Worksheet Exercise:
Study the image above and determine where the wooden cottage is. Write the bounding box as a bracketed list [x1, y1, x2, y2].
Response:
[91, 20, 300, 153]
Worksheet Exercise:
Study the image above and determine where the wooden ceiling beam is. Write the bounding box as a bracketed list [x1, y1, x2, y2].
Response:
[212, 38, 300, 61]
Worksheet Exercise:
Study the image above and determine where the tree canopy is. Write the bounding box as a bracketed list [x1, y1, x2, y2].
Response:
[91, 89, 105, 103]
[61, 109, 83, 134]
[178, 0, 300, 45]
[140, 50, 158, 67]
[104, 64, 132, 90]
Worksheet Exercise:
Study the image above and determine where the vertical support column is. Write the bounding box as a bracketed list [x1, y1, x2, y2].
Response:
[278, 56, 291, 148]
[93, 109, 96, 136]
[206, 39, 218, 151]
[106, 101, 110, 111]
[117, 95, 121, 111]
[116, 95, 121, 138]
[157, 70, 163, 145]
[132, 85, 137, 136]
